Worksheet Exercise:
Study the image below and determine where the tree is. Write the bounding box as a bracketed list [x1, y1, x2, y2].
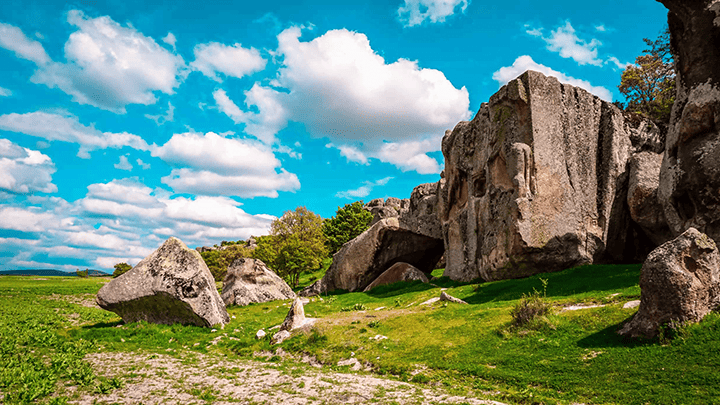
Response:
[322, 200, 373, 255]
[618, 27, 675, 125]
[253, 207, 327, 287]
[112, 262, 132, 278]
[76, 268, 89, 278]
[199, 244, 252, 282]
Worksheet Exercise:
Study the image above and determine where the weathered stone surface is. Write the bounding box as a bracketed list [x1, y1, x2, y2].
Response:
[300, 218, 444, 296]
[271, 297, 315, 344]
[439, 291, 468, 304]
[438, 70, 657, 282]
[398, 182, 443, 239]
[657, 0, 720, 244]
[96, 237, 229, 327]
[221, 258, 296, 306]
[619, 228, 720, 338]
[364, 198, 406, 226]
[628, 151, 672, 245]
[363, 262, 429, 292]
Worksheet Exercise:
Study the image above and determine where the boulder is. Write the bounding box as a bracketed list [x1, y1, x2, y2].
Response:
[438, 70, 658, 282]
[221, 258, 295, 306]
[619, 228, 720, 338]
[398, 182, 443, 239]
[96, 237, 229, 327]
[272, 297, 315, 344]
[363, 262, 429, 292]
[300, 218, 444, 295]
[628, 151, 672, 245]
[439, 291, 468, 304]
[364, 198, 406, 226]
[656, 0, 720, 244]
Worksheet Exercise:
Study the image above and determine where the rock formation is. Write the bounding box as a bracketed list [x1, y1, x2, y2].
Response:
[628, 151, 672, 245]
[438, 70, 658, 282]
[364, 198, 408, 226]
[398, 182, 444, 240]
[300, 218, 444, 295]
[272, 297, 315, 344]
[619, 228, 720, 338]
[221, 258, 296, 306]
[657, 0, 720, 244]
[96, 237, 230, 327]
[363, 262, 429, 292]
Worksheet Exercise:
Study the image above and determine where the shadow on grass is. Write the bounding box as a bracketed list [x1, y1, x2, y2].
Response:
[576, 315, 657, 349]
[464, 264, 642, 305]
[81, 320, 124, 329]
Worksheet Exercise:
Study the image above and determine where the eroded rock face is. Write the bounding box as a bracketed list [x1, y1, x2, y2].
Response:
[657, 0, 720, 243]
[364, 198, 408, 226]
[619, 228, 720, 338]
[439, 70, 658, 282]
[300, 218, 444, 295]
[398, 182, 443, 240]
[221, 258, 295, 307]
[363, 262, 429, 292]
[628, 151, 673, 245]
[96, 237, 229, 327]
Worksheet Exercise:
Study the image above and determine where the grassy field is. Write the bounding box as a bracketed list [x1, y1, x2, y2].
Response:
[2, 264, 720, 404]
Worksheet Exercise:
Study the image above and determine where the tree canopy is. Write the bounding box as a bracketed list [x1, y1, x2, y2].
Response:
[618, 27, 675, 125]
[112, 262, 132, 278]
[322, 200, 373, 255]
[199, 243, 252, 282]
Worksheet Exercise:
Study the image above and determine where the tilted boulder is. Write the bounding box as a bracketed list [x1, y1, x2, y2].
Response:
[300, 218, 444, 296]
[657, 0, 720, 243]
[363, 262, 429, 292]
[438, 70, 658, 282]
[272, 297, 315, 344]
[221, 258, 296, 306]
[628, 151, 672, 245]
[619, 228, 720, 338]
[96, 237, 229, 327]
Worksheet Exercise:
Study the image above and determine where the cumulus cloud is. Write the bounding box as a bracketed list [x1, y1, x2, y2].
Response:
[0, 23, 51, 64]
[0, 206, 59, 232]
[191, 42, 266, 82]
[527, 21, 603, 66]
[0, 112, 150, 158]
[220, 27, 470, 173]
[114, 155, 133, 171]
[152, 131, 300, 198]
[0, 139, 57, 194]
[162, 32, 177, 49]
[213, 87, 288, 145]
[606, 56, 631, 70]
[136, 158, 151, 169]
[397, 0, 470, 27]
[492, 55, 613, 101]
[336, 177, 393, 199]
[0, 86, 12, 97]
[144, 102, 175, 125]
[29, 10, 185, 112]
[376, 138, 442, 174]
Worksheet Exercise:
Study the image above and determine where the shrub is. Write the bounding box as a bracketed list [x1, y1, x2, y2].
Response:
[112, 262, 132, 278]
[511, 278, 550, 326]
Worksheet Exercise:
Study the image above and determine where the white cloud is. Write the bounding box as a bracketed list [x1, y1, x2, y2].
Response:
[492, 55, 613, 101]
[0, 206, 58, 232]
[606, 56, 631, 70]
[114, 155, 133, 171]
[191, 42, 266, 82]
[136, 158, 151, 169]
[0, 139, 57, 194]
[86, 180, 163, 208]
[0, 111, 150, 157]
[397, 0, 470, 27]
[327, 143, 368, 165]
[162, 32, 177, 49]
[0, 23, 51, 65]
[223, 27, 470, 173]
[152, 131, 300, 198]
[30, 10, 185, 113]
[376, 138, 442, 174]
[144, 102, 175, 125]
[595, 25, 606, 32]
[0, 86, 12, 97]
[527, 21, 603, 66]
[336, 177, 393, 199]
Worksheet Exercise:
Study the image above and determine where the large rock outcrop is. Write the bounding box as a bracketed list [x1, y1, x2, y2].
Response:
[221, 258, 295, 306]
[657, 0, 720, 243]
[439, 70, 658, 282]
[628, 151, 673, 245]
[363, 262, 429, 292]
[619, 227, 720, 338]
[300, 218, 444, 295]
[364, 198, 407, 226]
[398, 182, 444, 240]
[96, 237, 230, 327]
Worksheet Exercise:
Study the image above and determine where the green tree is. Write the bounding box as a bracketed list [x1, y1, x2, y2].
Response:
[618, 27, 675, 125]
[322, 200, 373, 255]
[76, 268, 89, 278]
[200, 244, 252, 282]
[112, 262, 132, 278]
[252, 207, 327, 287]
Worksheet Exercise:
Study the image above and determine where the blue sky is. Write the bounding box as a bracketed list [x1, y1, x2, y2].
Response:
[0, 0, 668, 271]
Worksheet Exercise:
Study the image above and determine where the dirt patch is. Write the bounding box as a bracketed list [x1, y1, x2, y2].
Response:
[48, 293, 101, 309]
[73, 351, 506, 405]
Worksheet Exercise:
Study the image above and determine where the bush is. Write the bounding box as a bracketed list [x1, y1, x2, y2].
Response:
[510, 278, 550, 326]
[112, 263, 132, 278]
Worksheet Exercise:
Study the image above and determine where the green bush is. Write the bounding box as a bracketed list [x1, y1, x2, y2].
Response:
[112, 262, 132, 278]
[510, 278, 550, 326]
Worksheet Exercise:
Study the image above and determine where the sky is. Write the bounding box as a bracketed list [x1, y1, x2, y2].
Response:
[0, 0, 669, 271]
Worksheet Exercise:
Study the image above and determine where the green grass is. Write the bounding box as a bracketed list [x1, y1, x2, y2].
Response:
[2, 263, 720, 404]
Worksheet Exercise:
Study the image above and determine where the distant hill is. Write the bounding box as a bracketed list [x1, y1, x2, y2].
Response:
[0, 269, 110, 277]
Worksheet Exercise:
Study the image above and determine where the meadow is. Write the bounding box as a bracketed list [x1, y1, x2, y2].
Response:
[2, 264, 719, 404]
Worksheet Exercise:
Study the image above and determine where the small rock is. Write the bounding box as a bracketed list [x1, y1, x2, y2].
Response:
[271, 330, 291, 345]
[623, 300, 641, 309]
[439, 291, 468, 304]
[256, 329, 266, 339]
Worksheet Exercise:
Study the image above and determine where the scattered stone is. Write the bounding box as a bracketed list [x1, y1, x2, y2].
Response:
[623, 300, 641, 309]
[221, 258, 296, 307]
[439, 291, 468, 305]
[270, 330, 291, 345]
[561, 304, 606, 312]
[271, 298, 316, 345]
[419, 297, 441, 306]
[256, 329, 266, 339]
[619, 228, 720, 338]
[300, 218, 444, 296]
[369, 334, 388, 341]
[438, 70, 658, 282]
[337, 357, 363, 371]
[96, 237, 229, 327]
[363, 262, 429, 292]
